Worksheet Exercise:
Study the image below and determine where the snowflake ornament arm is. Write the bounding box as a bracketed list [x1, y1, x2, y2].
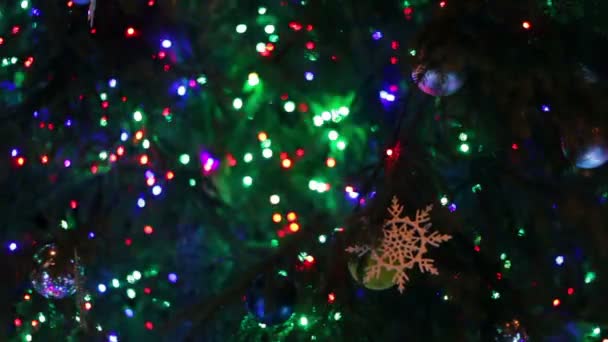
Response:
[346, 196, 452, 293]
[344, 245, 371, 257]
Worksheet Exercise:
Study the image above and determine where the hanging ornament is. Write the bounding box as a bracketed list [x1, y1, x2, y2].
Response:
[411, 65, 464, 96]
[246, 272, 297, 326]
[30, 244, 81, 299]
[561, 124, 608, 169]
[495, 319, 529, 341]
[346, 196, 452, 293]
[348, 255, 395, 290]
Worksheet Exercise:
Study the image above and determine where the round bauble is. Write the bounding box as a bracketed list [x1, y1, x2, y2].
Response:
[246, 273, 296, 326]
[30, 244, 81, 299]
[495, 319, 528, 342]
[411, 65, 464, 96]
[561, 124, 608, 169]
[348, 255, 395, 291]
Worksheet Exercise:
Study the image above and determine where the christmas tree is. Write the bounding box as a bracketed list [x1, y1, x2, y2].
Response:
[2, 0, 608, 340]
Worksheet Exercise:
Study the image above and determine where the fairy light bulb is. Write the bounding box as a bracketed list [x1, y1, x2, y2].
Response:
[242, 176, 253, 187]
[328, 130, 339, 140]
[236, 24, 247, 33]
[270, 194, 280, 204]
[233, 98, 243, 109]
[133, 110, 143, 122]
[262, 148, 273, 158]
[248, 72, 260, 86]
[264, 25, 275, 34]
[284, 101, 295, 112]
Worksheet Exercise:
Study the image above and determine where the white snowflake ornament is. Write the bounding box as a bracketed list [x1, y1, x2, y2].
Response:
[346, 196, 452, 293]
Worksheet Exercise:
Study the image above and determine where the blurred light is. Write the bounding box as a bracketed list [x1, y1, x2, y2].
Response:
[177, 85, 186, 96]
[8, 242, 17, 251]
[318, 235, 327, 243]
[236, 24, 247, 33]
[233, 98, 243, 109]
[379, 90, 396, 102]
[459, 143, 470, 153]
[243, 176, 253, 187]
[124, 308, 134, 318]
[168, 273, 178, 283]
[137, 198, 146, 208]
[305, 72, 314, 81]
[272, 213, 282, 222]
[262, 148, 273, 158]
[372, 31, 382, 40]
[555, 255, 564, 266]
[328, 130, 339, 140]
[522, 21, 531, 29]
[264, 25, 275, 34]
[179, 154, 190, 165]
[552, 298, 560, 307]
[161, 39, 172, 48]
[248, 72, 260, 86]
[284, 101, 296, 112]
[152, 185, 162, 196]
[326, 158, 336, 167]
[108, 78, 117, 88]
[98, 284, 107, 293]
[144, 225, 154, 234]
[270, 194, 280, 205]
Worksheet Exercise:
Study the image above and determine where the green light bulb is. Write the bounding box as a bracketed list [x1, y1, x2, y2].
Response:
[243, 176, 253, 187]
[328, 130, 339, 140]
[459, 143, 470, 153]
[179, 154, 190, 165]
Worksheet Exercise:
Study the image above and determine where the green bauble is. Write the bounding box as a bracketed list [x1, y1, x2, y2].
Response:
[348, 255, 395, 291]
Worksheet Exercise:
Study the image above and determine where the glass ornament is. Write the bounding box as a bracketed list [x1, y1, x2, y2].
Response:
[562, 124, 608, 169]
[411, 65, 464, 96]
[246, 273, 296, 325]
[30, 244, 81, 299]
[348, 255, 395, 291]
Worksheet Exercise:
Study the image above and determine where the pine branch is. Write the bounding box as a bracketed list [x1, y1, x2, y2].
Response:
[163, 213, 328, 333]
